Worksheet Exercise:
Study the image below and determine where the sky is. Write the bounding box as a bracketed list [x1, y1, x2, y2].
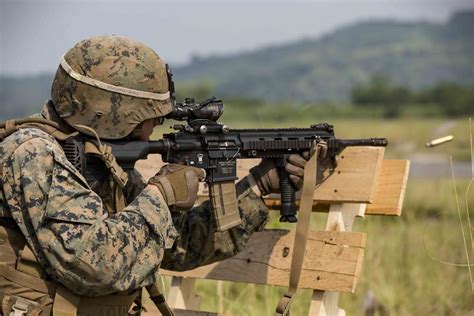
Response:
[1, 0, 473, 76]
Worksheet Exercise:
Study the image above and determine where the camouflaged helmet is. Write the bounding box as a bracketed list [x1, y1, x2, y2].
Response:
[51, 35, 174, 139]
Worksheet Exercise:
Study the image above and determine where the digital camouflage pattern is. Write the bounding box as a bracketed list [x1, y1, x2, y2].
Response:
[163, 177, 268, 271]
[51, 35, 173, 140]
[0, 126, 269, 296]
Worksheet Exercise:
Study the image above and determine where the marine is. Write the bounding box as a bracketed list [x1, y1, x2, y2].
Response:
[0, 35, 308, 315]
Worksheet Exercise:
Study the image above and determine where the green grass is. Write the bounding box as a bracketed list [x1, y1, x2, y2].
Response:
[342, 179, 474, 315]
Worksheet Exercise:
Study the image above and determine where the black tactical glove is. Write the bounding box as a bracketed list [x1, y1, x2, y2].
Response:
[149, 164, 206, 209]
[250, 152, 311, 196]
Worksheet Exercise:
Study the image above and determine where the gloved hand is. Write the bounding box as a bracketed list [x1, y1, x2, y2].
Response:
[250, 152, 311, 196]
[148, 164, 206, 209]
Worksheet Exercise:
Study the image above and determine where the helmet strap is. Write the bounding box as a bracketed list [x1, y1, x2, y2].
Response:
[60, 55, 171, 101]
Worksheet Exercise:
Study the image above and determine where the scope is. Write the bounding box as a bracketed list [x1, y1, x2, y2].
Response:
[167, 97, 224, 122]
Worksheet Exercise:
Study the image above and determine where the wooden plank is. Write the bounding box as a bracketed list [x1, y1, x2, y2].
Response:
[161, 229, 366, 293]
[167, 277, 201, 310]
[311, 147, 384, 203]
[324, 203, 366, 232]
[324, 204, 366, 286]
[310, 203, 366, 316]
[136, 153, 410, 216]
[310, 291, 346, 316]
[236, 159, 409, 216]
[197, 147, 384, 204]
[366, 160, 410, 216]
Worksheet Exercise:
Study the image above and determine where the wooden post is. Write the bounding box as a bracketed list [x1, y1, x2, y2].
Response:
[309, 203, 366, 316]
[167, 277, 201, 310]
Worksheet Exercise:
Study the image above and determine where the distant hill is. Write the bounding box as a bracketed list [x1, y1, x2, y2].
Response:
[1, 10, 473, 120]
[0, 74, 53, 118]
[173, 10, 474, 102]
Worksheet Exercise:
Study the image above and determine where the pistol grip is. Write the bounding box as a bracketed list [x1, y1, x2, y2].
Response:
[279, 169, 297, 223]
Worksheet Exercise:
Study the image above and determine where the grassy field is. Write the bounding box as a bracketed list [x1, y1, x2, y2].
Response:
[152, 114, 473, 315]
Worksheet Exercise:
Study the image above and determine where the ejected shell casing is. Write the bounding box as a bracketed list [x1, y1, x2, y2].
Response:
[425, 135, 454, 148]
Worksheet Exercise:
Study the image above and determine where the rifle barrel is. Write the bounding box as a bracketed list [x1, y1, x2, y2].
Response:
[338, 138, 388, 147]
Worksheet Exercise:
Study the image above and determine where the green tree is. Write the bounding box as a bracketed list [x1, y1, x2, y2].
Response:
[424, 83, 474, 116]
[351, 75, 412, 117]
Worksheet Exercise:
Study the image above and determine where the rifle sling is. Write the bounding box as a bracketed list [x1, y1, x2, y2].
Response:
[146, 284, 175, 316]
[275, 142, 323, 316]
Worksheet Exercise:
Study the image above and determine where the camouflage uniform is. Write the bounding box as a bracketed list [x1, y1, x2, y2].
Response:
[0, 35, 272, 315]
[0, 124, 268, 309]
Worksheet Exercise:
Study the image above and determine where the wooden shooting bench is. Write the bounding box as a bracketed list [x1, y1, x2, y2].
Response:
[137, 147, 409, 316]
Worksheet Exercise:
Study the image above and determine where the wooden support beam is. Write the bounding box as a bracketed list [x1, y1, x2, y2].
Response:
[310, 291, 346, 316]
[309, 203, 366, 316]
[366, 160, 410, 216]
[196, 147, 384, 204]
[311, 147, 384, 203]
[220, 159, 409, 216]
[161, 229, 366, 293]
[167, 277, 201, 310]
[136, 151, 409, 216]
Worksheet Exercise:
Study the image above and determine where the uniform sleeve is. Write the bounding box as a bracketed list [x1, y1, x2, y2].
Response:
[124, 168, 147, 204]
[162, 177, 269, 271]
[2, 136, 177, 296]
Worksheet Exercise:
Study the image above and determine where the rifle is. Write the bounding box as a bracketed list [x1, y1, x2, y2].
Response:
[103, 97, 387, 229]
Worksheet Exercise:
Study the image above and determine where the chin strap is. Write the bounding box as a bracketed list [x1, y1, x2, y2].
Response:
[275, 141, 327, 316]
